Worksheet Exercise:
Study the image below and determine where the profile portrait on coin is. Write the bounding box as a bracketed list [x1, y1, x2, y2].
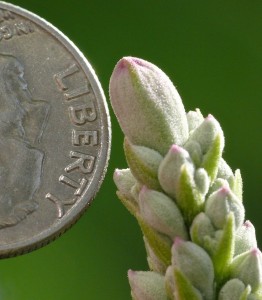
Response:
[0, 53, 49, 228]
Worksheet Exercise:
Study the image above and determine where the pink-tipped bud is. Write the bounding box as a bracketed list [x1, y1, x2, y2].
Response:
[230, 248, 262, 292]
[158, 144, 194, 199]
[235, 220, 257, 256]
[138, 188, 188, 240]
[110, 57, 188, 155]
[171, 240, 214, 299]
[205, 186, 244, 230]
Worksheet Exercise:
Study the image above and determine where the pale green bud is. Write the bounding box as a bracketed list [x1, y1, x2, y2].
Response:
[187, 108, 204, 134]
[109, 57, 189, 155]
[185, 115, 224, 183]
[217, 159, 243, 200]
[128, 270, 168, 300]
[172, 238, 214, 299]
[235, 221, 257, 256]
[190, 212, 215, 247]
[205, 186, 245, 230]
[113, 168, 137, 200]
[186, 114, 224, 155]
[184, 140, 202, 167]
[191, 215, 235, 278]
[217, 158, 234, 181]
[138, 187, 188, 240]
[194, 168, 210, 196]
[230, 248, 262, 293]
[124, 138, 163, 190]
[113, 168, 138, 215]
[218, 278, 246, 300]
[158, 144, 194, 200]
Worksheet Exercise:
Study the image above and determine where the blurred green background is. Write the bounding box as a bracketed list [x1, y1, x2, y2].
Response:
[1, 0, 262, 299]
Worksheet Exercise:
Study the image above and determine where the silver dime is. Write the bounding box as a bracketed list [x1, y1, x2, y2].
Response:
[0, 2, 111, 257]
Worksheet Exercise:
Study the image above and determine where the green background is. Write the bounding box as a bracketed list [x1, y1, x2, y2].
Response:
[1, 0, 262, 299]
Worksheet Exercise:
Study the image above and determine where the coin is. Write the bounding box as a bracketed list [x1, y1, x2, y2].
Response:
[0, 1, 111, 257]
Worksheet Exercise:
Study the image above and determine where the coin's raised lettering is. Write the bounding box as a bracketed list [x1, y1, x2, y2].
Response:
[72, 130, 98, 146]
[14, 22, 34, 35]
[0, 9, 15, 23]
[65, 151, 96, 174]
[0, 22, 34, 41]
[68, 102, 97, 125]
[64, 85, 90, 101]
[59, 175, 88, 196]
[54, 64, 90, 101]
[45, 193, 76, 218]
[46, 176, 89, 218]
[54, 64, 79, 91]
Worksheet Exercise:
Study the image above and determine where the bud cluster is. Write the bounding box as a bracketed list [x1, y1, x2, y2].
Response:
[110, 57, 262, 299]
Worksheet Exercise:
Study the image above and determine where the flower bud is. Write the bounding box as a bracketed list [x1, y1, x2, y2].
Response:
[235, 221, 257, 256]
[185, 115, 224, 182]
[186, 114, 224, 155]
[217, 160, 243, 200]
[187, 109, 204, 134]
[184, 140, 202, 167]
[217, 158, 233, 181]
[158, 144, 194, 199]
[194, 168, 210, 196]
[139, 187, 188, 240]
[124, 138, 163, 190]
[113, 168, 138, 215]
[205, 186, 244, 230]
[113, 168, 137, 199]
[230, 248, 262, 292]
[218, 279, 246, 300]
[110, 57, 188, 155]
[190, 212, 215, 247]
[128, 270, 168, 300]
[172, 238, 214, 299]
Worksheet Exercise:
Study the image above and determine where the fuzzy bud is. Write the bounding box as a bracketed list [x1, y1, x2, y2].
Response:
[128, 270, 168, 300]
[124, 138, 163, 190]
[158, 144, 194, 199]
[139, 187, 188, 240]
[205, 186, 245, 230]
[186, 109, 204, 134]
[235, 221, 257, 256]
[110, 57, 188, 155]
[218, 279, 246, 300]
[230, 248, 262, 293]
[172, 238, 214, 299]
